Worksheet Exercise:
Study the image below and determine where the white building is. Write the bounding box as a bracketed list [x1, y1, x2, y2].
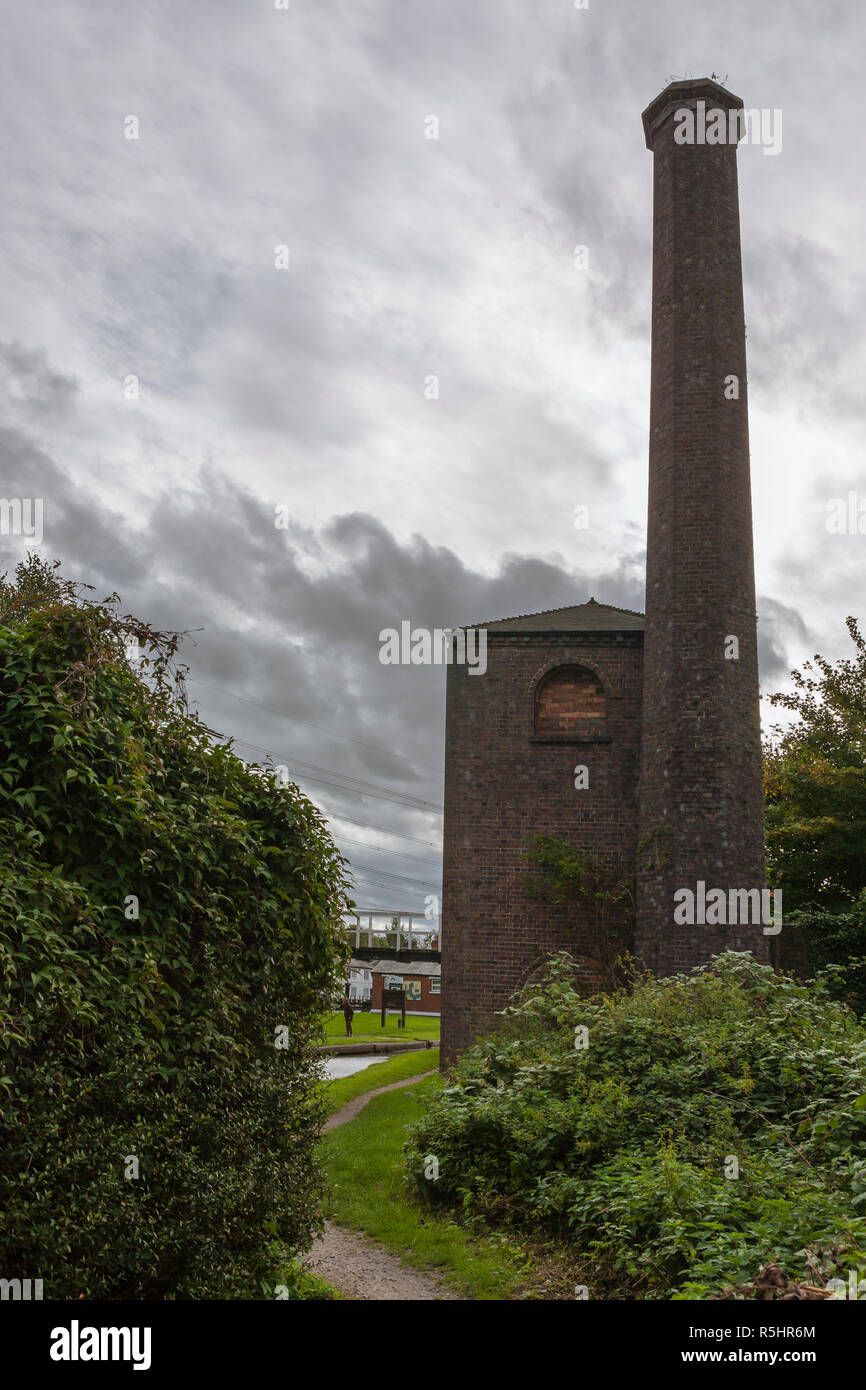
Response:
[346, 966, 372, 1004]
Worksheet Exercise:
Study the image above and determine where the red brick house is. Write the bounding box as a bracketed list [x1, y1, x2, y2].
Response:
[357, 958, 441, 1016]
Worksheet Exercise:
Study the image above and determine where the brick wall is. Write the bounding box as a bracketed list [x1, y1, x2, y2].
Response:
[440, 80, 771, 1066]
[440, 631, 643, 1065]
[636, 79, 768, 975]
[536, 666, 606, 731]
[370, 971, 441, 1015]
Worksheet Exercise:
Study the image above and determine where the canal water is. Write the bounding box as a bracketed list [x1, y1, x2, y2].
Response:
[321, 1054, 391, 1081]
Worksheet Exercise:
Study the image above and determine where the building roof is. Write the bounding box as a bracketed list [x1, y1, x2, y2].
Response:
[351, 957, 442, 977]
[473, 598, 645, 634]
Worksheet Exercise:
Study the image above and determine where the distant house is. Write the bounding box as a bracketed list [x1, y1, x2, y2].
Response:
[346, 966, 372, 1004]
[351, 957, 441, 1016]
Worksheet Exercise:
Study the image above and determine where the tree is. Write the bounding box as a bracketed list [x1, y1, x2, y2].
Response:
[0, 558, 350, 1297]
[765, 614, 866, 905]
[765, 615, 866, 1010]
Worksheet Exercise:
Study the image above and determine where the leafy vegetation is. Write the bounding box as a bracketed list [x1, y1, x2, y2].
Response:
[0, 556, 350, 1298]
[275, 1259, 342, 1300]
[523, 834, 633, 990]
[765, 615, 866, 1012]
[322, 1074, 573, 1299]
[406, 952, 866, 1298]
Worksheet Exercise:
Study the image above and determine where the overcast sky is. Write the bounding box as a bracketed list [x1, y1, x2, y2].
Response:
[2, 0, 865, 914]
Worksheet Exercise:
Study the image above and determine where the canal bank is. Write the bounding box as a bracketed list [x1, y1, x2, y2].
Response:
[318, 1038, 438, 1058]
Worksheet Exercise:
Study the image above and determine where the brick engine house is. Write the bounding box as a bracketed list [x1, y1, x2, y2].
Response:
[441, 78, 768, 1063]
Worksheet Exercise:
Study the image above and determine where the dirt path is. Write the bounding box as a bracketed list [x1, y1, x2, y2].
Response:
[308, 1070, 463, 1300]
[307, 1221, 462, 1300]
[322, 1070, 437, 1132]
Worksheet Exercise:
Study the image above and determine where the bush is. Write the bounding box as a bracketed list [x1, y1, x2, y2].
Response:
[781, 903, 866, 1018]
[405, 951, 866, 1298]
[0, 560, 350, 1298]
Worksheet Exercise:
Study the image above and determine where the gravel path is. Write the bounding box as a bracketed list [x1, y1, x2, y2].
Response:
[308, 1070, 463, 1300]
[307, 1222, 463, 1301]
[322, 1070, 437, 1132]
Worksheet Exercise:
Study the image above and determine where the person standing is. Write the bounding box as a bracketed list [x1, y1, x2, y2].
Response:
[340, 992, 354, 1037]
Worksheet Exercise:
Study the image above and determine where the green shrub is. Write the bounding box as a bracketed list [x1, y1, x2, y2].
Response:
[781, 902, 866, 1017]
[0, 559, 350, 1298]
[406, 951, 866, 1298]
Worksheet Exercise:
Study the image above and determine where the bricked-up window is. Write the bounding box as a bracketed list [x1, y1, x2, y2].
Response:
[535, 665, 606, 734]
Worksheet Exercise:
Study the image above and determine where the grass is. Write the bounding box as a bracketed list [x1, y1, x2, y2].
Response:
[321, 1074, 575, 1299]
[320, 1010, 440, 1043]
[322, 1047, 440, 1116]
[278, 1258, 344, 1300]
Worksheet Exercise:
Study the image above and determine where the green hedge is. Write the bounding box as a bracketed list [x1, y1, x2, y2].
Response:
[406, 952, 866, 1298]
[0, 567, 349, 1298]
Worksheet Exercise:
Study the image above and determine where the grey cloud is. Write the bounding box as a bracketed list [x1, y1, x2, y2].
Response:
[4, 0, 866, 906]
[0, 413, 644, 907]
[0, 343, 80, 426]
[757, 594, 812, 687]
[746, 232, 866, 422]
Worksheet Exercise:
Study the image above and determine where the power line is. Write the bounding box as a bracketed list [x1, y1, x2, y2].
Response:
[321, 807, 441, 851]
[231, 736, 443, 815]
[229, 743, 444, 862]
[336, 834, 441, 870]
[232, 750, 443, 856]
[188, 684, 444, 836]
[177, 681, 445, 898]
[345, 864, 440, 896]
[186, 676, 442, 775]
[350, 875, 437, 899]
[349, 862, 441, 892]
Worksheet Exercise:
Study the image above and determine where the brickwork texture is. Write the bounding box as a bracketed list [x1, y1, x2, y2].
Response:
[440, 79, 768, 1065]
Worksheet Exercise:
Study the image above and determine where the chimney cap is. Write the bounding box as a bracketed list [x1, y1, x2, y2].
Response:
[642, 77, 744, 150]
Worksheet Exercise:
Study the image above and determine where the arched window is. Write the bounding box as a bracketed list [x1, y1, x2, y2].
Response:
[535, 665, 606, 734]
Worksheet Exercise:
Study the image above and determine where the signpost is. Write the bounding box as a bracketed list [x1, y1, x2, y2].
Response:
[381, 983, 406, 1029]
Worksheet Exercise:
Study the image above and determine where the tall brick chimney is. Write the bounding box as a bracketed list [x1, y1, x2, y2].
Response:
[635, 78, 767, 972]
